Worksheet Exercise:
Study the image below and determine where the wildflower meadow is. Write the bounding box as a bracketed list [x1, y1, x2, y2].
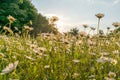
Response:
[0, 13, 120, 80]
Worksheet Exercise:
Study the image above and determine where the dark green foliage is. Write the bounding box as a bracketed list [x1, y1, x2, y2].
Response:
[116, 27, 120, 33]
[32, 14, 50, 36]
[0, 0, 58, 35]
[69, 27, 79, 36]
[0, 0, 37, 30]
[32, 14, 59, 36]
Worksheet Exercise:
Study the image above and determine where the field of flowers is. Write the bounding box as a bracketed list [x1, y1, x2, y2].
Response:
[0, 31, 120, 80]
[0, 15, 120, 80]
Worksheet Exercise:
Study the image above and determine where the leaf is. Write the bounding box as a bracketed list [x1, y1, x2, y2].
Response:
[19, 0, 23, 4]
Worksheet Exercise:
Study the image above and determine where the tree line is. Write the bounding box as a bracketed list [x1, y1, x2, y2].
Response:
[0, 0, 58, 36]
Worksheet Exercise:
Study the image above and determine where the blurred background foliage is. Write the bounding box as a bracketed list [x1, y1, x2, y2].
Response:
[0, 0, 58, 36]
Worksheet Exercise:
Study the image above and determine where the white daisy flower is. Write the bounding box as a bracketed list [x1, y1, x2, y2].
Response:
[1, 61, 19, 75]
[112, 50, 119, 55]
[108, 72, 116, 78]
[72, 59, 80, 63]
[25, 56, 35, 61]
[72, 73, 79, 78]
[0, 52, 5, 57]
[44, 65, 50, 69]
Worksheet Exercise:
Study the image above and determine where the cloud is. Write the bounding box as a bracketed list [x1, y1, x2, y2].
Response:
[87, 0, 120, 5]
[113, 0, 120, 4]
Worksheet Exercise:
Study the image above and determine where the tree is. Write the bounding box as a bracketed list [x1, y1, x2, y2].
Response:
[0, 0, 37, 31]
[69, 27, 79, 36]
[0, 0, 59, 35]
[32, 14, 59, 36]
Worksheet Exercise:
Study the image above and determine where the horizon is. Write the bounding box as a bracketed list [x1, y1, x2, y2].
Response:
[31, 0, 120, 33]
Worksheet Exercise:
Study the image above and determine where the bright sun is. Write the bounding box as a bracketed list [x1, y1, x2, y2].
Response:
[45, 13, 65, 27]
[56, 20, 64, 27]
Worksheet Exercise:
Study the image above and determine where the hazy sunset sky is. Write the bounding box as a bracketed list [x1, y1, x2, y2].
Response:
[32, 0, 120, 33]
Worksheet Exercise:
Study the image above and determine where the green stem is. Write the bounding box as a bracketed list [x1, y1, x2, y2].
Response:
[9, 22, 11, 29]
[84, 28, 86, 33]
[97, 18, 100, 35]
[88, 29, 92, 35]
[106, 29, 109, 36]
[97, 18, 100, 49]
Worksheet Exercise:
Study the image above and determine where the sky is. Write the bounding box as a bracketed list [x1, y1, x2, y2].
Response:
[31, 0, 120, 33]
